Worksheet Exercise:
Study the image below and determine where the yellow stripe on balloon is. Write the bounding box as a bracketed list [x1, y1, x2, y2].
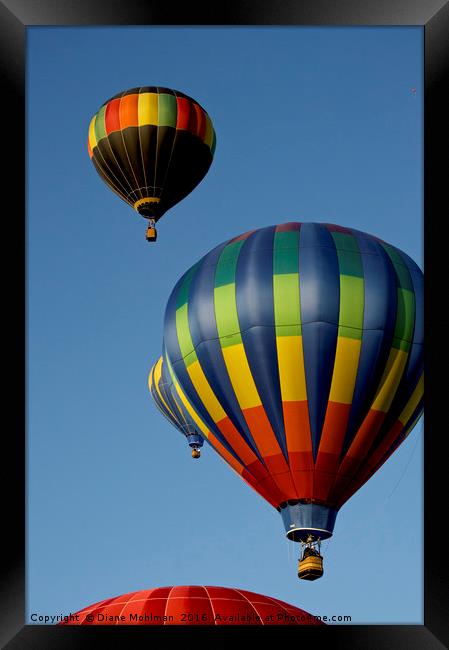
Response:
[371, 347, 409, 412]
[186, 359, 227, 423]
[138, 92, 159, 126]
[148, 362, 155, 392]
[399, 373, 423, 425]
[88, 115, 97, 150]
[152, 357, 177, 421]
[204, 113, 214, 148]
[221, 343, 261, 410]
[275, 335, 307, 402]
[328, 337, 362, 404]
[169, 388, 189, 428]
[170, 374, 209, 440]
[151, 356, 163, 387]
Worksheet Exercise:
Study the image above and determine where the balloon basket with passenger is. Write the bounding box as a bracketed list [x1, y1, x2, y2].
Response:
[297, 535, 323, 581]
[145, 219, 157, 243]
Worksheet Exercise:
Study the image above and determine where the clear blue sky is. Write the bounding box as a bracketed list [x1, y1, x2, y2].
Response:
[27, 26, 423, 624]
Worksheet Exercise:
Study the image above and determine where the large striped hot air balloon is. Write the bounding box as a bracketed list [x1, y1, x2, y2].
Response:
[161, 222, 424, 580]
[149, 356, 204, 458]
[87, 86, 216, 242]
[59, 585, 324, 625]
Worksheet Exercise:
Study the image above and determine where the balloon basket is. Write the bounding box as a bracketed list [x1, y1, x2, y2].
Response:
[146, 226, 157, 242]
[297, 554, 323, 581]
[297, 534, 324, 580]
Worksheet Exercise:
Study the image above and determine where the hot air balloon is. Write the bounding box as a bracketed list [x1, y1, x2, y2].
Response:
[149, 356, 204, 458]
[59, 585, 324, 625]
[162, 222, 424, 581]
[87, 87, 216, 242]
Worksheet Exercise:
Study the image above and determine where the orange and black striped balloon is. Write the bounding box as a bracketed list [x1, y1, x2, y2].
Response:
[87, 87, 216, 221]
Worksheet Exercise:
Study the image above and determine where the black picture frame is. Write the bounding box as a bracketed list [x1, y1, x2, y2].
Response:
[3, 0, 448, 647]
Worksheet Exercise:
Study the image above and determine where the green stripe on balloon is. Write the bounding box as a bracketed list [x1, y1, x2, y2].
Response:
[94, 105, 107, 142]
[214, 241, 245, 348]
[158, 93, 177, 127]
[175, 266, 199, 367]
[273, 230, 301, 338]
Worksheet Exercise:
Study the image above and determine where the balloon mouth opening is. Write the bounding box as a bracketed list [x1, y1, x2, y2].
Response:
[280, 502, 338, 543]
[134, 197, 161, 219]
[286, 527, 333, 543]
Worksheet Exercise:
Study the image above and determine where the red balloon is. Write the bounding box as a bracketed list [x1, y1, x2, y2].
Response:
[59, 585, 324, 626]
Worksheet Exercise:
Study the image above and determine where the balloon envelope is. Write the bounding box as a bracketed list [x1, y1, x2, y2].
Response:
[88, 86, 216, 221]
[149, 356, 203, 449]
[162, 222, 423, 541]
[59, 585, 324, 625]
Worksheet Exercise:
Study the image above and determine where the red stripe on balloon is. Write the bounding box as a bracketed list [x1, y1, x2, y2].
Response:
[176, 96, 191, 130]
[105, 98, 121, 134]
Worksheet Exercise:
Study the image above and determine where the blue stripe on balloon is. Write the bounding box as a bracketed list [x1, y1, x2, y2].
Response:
[163, 271, 188, 365]
[396, 252, 423, 395]
[403, 254, 424, 346]
[299, 223, 339, 459]
[340, 233, 398, 457]
[236, 226, 288, 460]
[162, 256, 251, 467]
[162, 267, 246, 464]
[366, 249, 423, 453]
[187, 241, 265, 461]
[159, 360, 190, 431]
[152, 381, 182, 432]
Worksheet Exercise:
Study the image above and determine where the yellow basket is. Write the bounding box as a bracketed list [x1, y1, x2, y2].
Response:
[298, 555, 323, 581]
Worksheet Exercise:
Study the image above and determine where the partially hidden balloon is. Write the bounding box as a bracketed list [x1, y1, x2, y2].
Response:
[149, 356, 203, 458]
[60, 585, 325, 625]
[161, 222, 423, 578]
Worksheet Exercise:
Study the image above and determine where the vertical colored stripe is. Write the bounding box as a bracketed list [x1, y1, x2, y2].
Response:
[299, 224, 340, 458]
[105, 98, 121, 134]
[214, 239, 296, 496]
[88, 115, 97, 150]
[119, 93, 139, 129]
[154, 357, 177, 419]
[176, 96, 191, 130]
[94, 104, 107, 142]
[158, 93, 177, 127]
[172, 267, 267, 469]
[314, 233, 364, 499]
[138, 92, 159, 126]
[235, 227, 288, 458]
[204, 113, 214, 148]
[194, 104, 206, 139]
[273, 227, 313, 495]
[371, 348, 409, 412]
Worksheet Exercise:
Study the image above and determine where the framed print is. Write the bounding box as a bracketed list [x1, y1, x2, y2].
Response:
[2, 0, 448, 648]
